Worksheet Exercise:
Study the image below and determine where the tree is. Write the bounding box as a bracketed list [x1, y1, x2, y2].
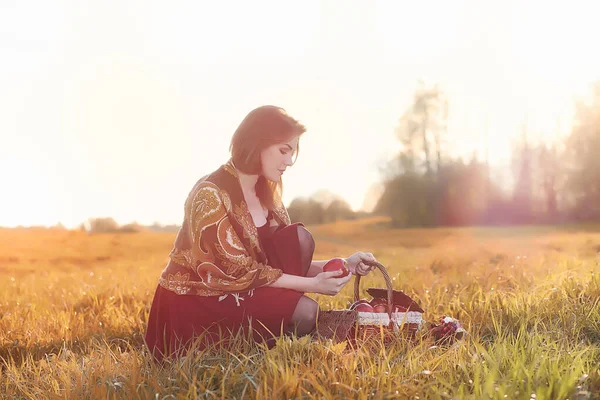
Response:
[287, 198, 325, 224]
[119, 222, 145, 233]
[88, 217, 119, 233]
[536, 143, 560, 220]
[377, 81, 449, 227]
[511, 120, 533, 222]
[394, 81, 448, 176]
[288, 190, 355, 225]
[325, 199, 354, 222]
[375, 173, 435, 227]
[564, 82, 600, 220]
[436, 158, 489, 226]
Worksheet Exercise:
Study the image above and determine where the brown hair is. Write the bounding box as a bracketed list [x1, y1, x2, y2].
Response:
[229, 105, 306, 210]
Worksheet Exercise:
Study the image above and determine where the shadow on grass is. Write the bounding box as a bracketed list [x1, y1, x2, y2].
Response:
[0, 327, 147, 369]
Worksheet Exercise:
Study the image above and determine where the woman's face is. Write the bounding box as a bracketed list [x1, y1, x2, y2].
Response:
[260, 135, 299, 182]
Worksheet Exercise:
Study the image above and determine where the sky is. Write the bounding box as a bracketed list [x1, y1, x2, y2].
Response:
[2, 0, 600, 228]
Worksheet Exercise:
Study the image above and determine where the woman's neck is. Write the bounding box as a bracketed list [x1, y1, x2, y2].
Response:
[237, 171, 259, 196]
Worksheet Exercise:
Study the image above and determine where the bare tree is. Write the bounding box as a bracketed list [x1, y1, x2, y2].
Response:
[511, 117, 533, 222]
[537, 143, 560, 219]
[394, 81, 448, 177]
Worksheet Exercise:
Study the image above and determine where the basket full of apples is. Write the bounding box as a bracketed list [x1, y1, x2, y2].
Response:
[316, 260, 425, 343]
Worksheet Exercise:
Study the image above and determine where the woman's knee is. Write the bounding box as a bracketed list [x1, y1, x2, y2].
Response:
[292, 296, 319, 324]
[297, 226, 315, 256]
[303, 296, 319, 321]
[297, 226, 315, 251]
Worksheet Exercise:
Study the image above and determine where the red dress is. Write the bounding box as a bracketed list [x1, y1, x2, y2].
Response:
[145, 219, 309, 361]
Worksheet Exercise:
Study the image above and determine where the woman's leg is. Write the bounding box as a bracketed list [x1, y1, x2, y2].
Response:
[288, 226, 317, 336]
[297, 225, 315, 277]
[288, 295, 318, 336]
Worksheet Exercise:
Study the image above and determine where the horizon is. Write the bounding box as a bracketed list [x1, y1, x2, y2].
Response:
[3, 1, 600, 229]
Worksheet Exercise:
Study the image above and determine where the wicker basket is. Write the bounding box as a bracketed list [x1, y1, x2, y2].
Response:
[315, 261, 424, 343]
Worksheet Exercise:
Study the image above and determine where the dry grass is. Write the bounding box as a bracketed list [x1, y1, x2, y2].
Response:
[0, 219, 599, 399]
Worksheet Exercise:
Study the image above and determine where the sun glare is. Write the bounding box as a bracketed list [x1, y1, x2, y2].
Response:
[2, 1, 600, 227]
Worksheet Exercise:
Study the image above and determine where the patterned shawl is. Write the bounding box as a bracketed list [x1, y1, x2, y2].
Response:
[158, 159, 291, 296]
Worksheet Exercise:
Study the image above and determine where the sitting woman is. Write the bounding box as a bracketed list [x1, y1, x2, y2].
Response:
[145, 105, 377, 361]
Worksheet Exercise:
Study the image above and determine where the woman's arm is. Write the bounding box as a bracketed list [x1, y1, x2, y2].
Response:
[267, 270, 352, 295]
[267, 273, 315, 292]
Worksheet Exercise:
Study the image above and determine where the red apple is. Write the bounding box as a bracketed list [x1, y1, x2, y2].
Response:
[370, 298, 387, 307]
[373, 304, 388, 313]
[354, 303, 375, 312]
[323, 258, 349, 278]
[349, 299, 370, 310]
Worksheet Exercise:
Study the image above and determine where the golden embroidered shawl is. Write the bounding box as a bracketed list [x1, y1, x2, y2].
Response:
[158, 160, 290, 296]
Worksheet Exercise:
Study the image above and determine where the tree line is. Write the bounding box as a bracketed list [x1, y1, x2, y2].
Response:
[16, 81, 599, 232]
[375, 81, 600, 227]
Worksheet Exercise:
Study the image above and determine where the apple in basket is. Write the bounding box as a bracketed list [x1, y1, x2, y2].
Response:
[369, 298, 389, 313]
[323, 258, 350, 278]
[349, 299, 369, 308]
[369, 298, 387, 307]
[350, 300, 374, 312]
[373, 304, 388, 313]
[355, 303, 375, 312]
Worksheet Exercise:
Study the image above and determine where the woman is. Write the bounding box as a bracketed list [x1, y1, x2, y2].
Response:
[145, 105, 378, 361]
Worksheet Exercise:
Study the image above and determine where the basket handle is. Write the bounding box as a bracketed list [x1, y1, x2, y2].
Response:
[353, 260, 394, 318]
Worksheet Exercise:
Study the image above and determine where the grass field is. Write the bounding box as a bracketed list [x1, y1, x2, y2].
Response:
[1, 217, 599, 399]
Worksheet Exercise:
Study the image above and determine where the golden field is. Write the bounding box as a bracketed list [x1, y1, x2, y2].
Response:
[1, 217, 599, 399]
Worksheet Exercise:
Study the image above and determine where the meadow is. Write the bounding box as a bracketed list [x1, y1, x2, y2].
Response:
[1, 217, 599, 399]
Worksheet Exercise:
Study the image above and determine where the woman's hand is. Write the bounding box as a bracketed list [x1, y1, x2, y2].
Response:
[311, 270, 352, 295]
[345, 252, 377, 276]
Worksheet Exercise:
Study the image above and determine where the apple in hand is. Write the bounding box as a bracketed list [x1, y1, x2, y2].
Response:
[323, 258, 350, 278]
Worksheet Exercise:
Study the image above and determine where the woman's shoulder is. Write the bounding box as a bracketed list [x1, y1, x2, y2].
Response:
[191, 163, 235, 191]
[184, 162, 238, 206]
